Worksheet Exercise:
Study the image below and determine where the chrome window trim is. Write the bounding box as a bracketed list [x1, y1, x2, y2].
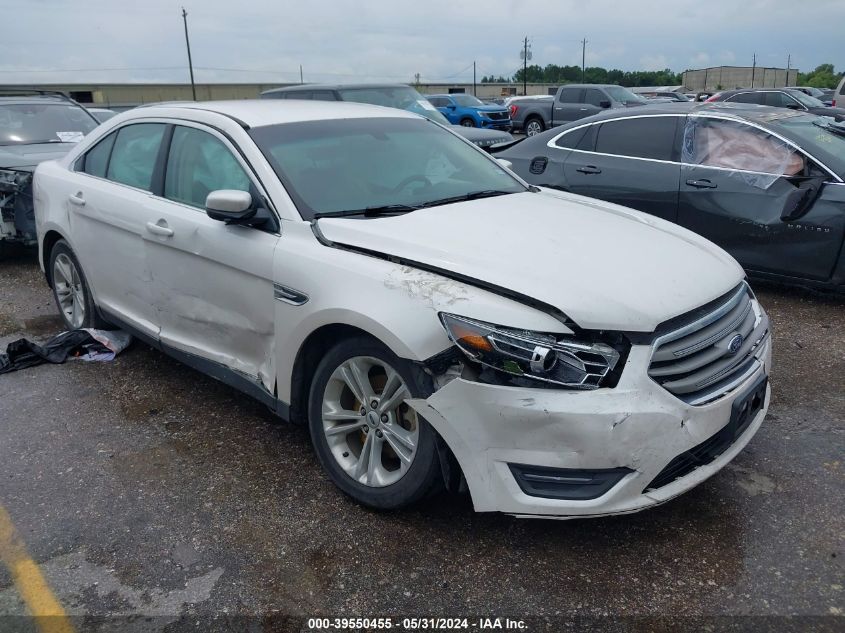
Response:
[546, 111, 843, 183]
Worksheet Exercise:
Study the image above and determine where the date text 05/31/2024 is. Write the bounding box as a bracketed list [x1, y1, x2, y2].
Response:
[306, 617, 528, 630]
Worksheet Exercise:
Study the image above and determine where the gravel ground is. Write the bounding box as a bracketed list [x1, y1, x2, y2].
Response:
[0, 252, 842, 632]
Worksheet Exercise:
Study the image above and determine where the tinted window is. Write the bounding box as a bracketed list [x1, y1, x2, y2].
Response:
[165, 126, 251, 208]
[106, 123, 165, 191]
[584, 89, 606, 107]
[594, 117, 678, 160]
[82, 132, 116, 178]
[727, 92, 762, 104]
[554, 126, 590, 149]
[765, 92, 801, 108]
[311, 91, 336, 101]
[558, 88, 583, 103]
[428, 97, 446, 107]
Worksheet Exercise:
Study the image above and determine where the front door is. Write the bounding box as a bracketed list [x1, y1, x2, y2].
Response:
[142, 124, 280, 390]
[678, 116, 845, 281]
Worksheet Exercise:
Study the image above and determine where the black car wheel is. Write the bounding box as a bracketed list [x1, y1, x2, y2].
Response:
[460, 118, 476, 127]
[525, 117, 545, 137]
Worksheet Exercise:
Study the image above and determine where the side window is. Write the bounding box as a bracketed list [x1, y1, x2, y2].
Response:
[726, 92, 762, 104]
[106, 123, 166, 191]
[554, 125, 590, 149]
[164, 126, 251, 209]
[311, 91, 336, 101]
[684, 118, 805, 176]
[594, 117, 678, 160]
[558, 88, 583, 103]
[584, 89, 605, 107]
[765, 92, 801, 108]
[428, 97, 443, 107]
[82, 132, 117, 178]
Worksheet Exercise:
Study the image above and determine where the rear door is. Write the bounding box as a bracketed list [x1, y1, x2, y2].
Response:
[553, 87, 586, 124]
[678, 115, 845, 280]
[561, 115, 682, 222]
[67, 122, 167, 336]
[142, 123, 280, 389]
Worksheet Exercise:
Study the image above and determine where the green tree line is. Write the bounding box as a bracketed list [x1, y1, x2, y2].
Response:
[482, 63, 842, 89]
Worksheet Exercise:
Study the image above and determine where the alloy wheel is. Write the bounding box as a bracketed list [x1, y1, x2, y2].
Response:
[53, 253, 86, 329]
[526, 120, 542, 136]
[321, 356, 419, 487]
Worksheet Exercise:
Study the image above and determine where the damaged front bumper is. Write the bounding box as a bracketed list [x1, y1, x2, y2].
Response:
[0, 168, 36, 246]
[408, 335, 772, 518]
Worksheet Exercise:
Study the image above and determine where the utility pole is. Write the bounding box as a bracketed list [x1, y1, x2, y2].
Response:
[299, 65, 303, 84]
[519, 37, 532, 96]
[473, 61, 476, 96]
[581, 38, 587, 82]
[751, 52, 756, 88]
[181, 7, 196, 101]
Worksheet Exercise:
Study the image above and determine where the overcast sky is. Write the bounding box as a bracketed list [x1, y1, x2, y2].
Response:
[3, 0, 842, 85]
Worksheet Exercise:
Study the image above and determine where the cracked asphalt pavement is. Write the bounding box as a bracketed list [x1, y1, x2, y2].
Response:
[0, 253, 843, 631]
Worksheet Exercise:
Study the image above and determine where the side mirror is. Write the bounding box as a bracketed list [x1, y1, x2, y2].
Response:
[781, 177, 825, 221]
[496, 158, 513, 170]
[599, 100, 612, 108]
[205, 190, 255, 222]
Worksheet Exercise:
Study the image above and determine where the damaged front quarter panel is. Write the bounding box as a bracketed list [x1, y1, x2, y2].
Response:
[0, 168, 36, 246]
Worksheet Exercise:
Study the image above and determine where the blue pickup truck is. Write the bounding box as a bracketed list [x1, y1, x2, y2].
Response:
[426, 94, 512, 130]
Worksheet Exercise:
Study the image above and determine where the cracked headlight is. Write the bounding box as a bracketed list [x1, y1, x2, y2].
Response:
[440, 313, 620, 389]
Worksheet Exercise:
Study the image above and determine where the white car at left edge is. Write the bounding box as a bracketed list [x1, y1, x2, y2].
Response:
[33, 100, 771, 519]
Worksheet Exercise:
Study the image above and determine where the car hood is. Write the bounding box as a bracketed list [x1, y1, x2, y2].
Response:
[475, 104, 509, 113]
[0, 142, 75, 171]
[315, 190, 744, 332]
[452, 126, 513, 146]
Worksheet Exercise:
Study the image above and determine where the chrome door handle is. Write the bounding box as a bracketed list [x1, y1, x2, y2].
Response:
[68, 192, 85, 206]
[579, 108, 589, 111]
[145, 221, 173, 237]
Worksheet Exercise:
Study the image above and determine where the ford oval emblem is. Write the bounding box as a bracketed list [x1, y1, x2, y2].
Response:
[727, 334, 744, 355]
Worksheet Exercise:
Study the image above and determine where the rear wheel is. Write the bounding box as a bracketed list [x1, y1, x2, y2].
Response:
[308, 336, 442, 509]
[49, 240, 107, 330]
[460, 118, 476, 127]
[524, 117, 545, 137]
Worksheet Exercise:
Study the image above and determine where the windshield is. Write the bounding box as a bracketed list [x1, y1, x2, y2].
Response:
[789, 90, 825, 108]
[451, 94, 484, 107]
[336, 86, 452, 125]
[605, 86, 647, 105]
[769, 114, 845, 178]
[249, 117, 525, 220]
[0, 103, 98, 145]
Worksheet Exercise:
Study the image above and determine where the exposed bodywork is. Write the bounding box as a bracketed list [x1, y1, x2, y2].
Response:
[35, 100, 770, 517]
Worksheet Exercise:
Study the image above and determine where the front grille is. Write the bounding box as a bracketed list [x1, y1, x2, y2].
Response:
[648, 283, 769, 405]
[486, 111, 509, 120]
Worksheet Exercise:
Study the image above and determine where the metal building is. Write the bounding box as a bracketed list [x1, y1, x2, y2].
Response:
[682, 66, 799, 92]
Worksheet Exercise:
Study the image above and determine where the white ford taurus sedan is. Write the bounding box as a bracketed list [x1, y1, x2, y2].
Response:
[33, 100, 772, 518]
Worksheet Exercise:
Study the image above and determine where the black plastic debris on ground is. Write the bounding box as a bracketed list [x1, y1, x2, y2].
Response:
[0, 329, 132, 375]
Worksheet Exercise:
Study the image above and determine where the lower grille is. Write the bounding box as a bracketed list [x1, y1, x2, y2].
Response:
[645, 374, 767, 491]
[649, 283, 769, 405]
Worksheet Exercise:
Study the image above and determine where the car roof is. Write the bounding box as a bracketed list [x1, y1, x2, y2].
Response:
[0, 96, 81, 106]
[128, 99, 418, 127]
[536, 101, 817, 128]
[261, 83, 412, 95]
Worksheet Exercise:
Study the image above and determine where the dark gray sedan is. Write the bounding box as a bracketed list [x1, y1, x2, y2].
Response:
[496, 102, 845, 292]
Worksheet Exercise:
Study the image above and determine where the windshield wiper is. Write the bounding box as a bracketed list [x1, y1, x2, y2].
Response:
[313, 204, 418, 220]
[812, 119, 845, 137]
[417, 189, 516, 209]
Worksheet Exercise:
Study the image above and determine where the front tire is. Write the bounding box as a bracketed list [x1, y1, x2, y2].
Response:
[307, 336, 442, 509]
[49, 240, 107, 330]
[460, 118, 476, 127]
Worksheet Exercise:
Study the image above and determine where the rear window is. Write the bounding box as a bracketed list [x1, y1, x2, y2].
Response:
[558, 88, 583, 103]
[106, 123, 166, 191]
